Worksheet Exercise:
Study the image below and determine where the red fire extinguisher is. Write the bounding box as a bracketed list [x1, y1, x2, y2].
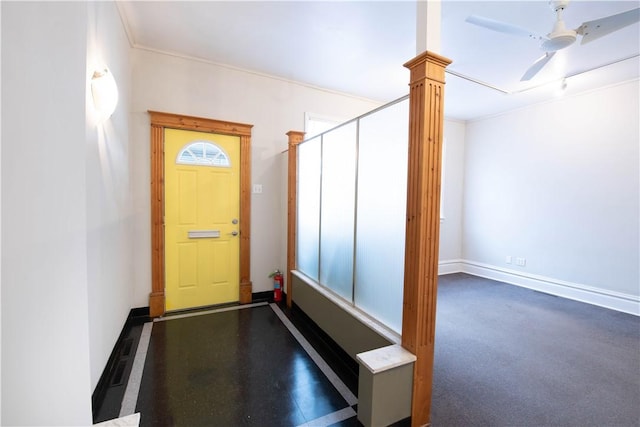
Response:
[269, 270, 284, 302]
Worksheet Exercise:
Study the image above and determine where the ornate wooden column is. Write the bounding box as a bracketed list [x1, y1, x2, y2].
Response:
[239, 132, 253, 304]
[286, 130, 305, 308]
[149, 123, 165, 318]
[401, 51, 451, 427]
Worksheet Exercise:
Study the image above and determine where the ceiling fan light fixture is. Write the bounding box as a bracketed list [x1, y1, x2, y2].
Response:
[466, 0, 639, 80]
[541, 32, 577, 51]
[549, 0, 570, 13]
[542, 17, 577, 51]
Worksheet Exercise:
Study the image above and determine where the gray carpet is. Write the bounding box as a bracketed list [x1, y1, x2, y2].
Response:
[431, 273, 640, 427]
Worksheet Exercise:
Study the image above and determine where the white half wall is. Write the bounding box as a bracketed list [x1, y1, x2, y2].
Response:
[86, 2, 134, 392]
[130, 49, 382, 306]
[1, 2, 93, 425]
[462, 79, 640, 300]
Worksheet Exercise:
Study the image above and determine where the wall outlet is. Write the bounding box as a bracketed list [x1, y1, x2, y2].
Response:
[506, 255, 512, 264]
[252, 184, 263, 194]
[516, 257, 526, 267]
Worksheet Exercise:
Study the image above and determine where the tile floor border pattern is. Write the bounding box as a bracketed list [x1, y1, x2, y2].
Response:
[269, 303, 359, 427]
[95, 413, 141, 426]
[117, 302, 358, 426]
[119, 322, 153, 417]
[269, 303, 358, 406]
[297, 406, 357, 427]
[153, 301, 269, 322]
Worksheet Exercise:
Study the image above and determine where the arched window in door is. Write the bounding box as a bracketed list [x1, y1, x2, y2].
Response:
[176, 141, 231, 167]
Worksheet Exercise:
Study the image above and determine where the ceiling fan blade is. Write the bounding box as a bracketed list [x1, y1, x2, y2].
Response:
[577, 7, 640, 45]
[466, 15, 542, 40]
[521, 52, 556, 81]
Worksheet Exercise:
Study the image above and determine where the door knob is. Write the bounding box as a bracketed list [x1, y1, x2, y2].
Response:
[232, 218, 239, 224]
[230, 230, 239, 236]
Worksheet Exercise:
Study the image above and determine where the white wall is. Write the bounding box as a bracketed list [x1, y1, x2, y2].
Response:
[439, 119, 466, 264]
[130, 49, 381, 305]
[462, 80, 639, 304]
[86, 2, 134, 391]
[0, 1, 3, 418]
[1, 1, 134, 423]
[1, 2, 93, 425]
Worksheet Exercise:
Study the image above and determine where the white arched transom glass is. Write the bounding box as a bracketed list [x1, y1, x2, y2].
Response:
[176, 141, 231, 167]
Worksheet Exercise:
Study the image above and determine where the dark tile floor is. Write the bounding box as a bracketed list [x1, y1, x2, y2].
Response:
[135, 304, 359, 426]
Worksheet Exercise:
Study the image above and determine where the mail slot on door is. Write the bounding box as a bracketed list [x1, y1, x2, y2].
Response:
[188, 230, 221, 239]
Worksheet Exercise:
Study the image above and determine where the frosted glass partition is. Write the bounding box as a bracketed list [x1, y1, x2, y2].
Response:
[297, 136, 321, 280]
[354, 99, 409, 333]
[295, 95, 409, 333]
[320, 122, 357, 300]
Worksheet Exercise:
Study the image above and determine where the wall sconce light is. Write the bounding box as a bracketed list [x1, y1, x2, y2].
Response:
[91, 67, 118, 122]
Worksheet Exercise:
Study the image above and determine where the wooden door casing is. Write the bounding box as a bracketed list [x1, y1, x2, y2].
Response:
[149, 111, 253, 317]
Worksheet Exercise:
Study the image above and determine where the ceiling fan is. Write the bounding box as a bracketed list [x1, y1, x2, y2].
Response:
[466, 0, 640, 81]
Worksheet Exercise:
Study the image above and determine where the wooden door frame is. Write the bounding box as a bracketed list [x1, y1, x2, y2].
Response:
[148, 111, 253, 317]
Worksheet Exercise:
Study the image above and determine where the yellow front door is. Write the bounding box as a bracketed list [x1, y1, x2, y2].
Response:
[164, 128, 240, 311]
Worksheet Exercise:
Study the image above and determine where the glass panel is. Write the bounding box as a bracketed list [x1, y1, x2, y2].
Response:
[297, 136, 321, 281]
[320, 122, 357, 300]
[305, 113, 342, 138]
[177, 141, 230, 167]
[354, 98, 409, 333]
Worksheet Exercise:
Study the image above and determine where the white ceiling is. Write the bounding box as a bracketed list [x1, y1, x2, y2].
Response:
[119, 1, 640, 121]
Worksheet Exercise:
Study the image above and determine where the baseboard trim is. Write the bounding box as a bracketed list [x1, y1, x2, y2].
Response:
[459, 260, 639, 316]
[252, 290, 274, 303]
[438, 259, 464, 275]
[129, 306, 150, 322]
[92, 307, 151, 422]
